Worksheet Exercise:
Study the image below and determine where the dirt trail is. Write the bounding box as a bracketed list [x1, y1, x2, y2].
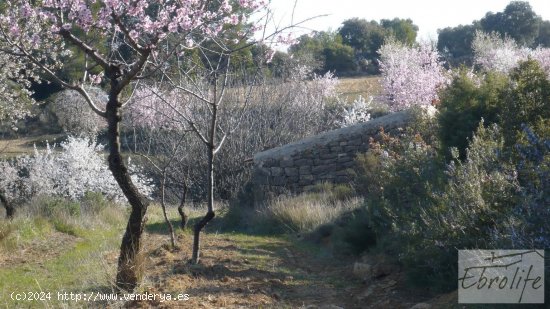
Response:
[1, 224, 455, 308]
[126, 232, 452, 309]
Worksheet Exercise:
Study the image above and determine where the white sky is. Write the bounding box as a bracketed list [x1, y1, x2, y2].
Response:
[262, 0, 550, 42]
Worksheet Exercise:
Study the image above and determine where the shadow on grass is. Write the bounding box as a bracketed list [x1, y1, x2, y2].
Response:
[145, 218, 183, 235]
[146, 212, 241, 235]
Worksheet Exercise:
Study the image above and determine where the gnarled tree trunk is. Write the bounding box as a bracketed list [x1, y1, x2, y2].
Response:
[105, 87, 150, 292]
[0, 192, 14, 220]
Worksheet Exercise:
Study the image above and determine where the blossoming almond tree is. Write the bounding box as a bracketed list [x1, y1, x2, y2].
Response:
[0, 0, 265, 291]
[0, 45, 36, 219]
[378, 40, 449, 111]
[473, 31, 550, 75]
[0, 137, 153, 205]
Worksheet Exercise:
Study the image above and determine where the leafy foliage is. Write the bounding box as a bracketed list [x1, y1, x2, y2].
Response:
[289, 31, 357, 75]
[479, 1, 541, 47]
[438, 70, 508, 158]
[499, 59, 550, 146]
[437, 24, 479, 66]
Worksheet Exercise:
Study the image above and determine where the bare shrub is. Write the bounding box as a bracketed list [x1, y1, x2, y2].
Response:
[124, 67, 343, 203]
[49, 87, 107, 138]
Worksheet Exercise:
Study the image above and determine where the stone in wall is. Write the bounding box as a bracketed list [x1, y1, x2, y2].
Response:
[251, 108, 425, 202]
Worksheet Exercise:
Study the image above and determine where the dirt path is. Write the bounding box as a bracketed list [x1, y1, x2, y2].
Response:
[128, 232, 363, 308]
[1, 222, 454, 308]
[126, 231, 452, 309]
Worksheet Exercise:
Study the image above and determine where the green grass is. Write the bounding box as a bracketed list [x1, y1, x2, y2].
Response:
[0, 194, 366, 308]
[0, 200, 126, 308]
[0, 227, 122, 307]
[0, 217, 54, 250]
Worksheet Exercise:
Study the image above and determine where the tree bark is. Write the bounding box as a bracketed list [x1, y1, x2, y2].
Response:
[177, 184, 188, 230]
[160, 175, 176, 249]
[0, 192, 14, 220]
[191, 149, 215, 264]
[105, 87, 150, 292]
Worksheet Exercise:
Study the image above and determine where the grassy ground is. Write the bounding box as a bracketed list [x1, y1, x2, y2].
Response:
[336, 76, 383, 102]
[0, 134, 65, 158]
[0, 199, 452, 309]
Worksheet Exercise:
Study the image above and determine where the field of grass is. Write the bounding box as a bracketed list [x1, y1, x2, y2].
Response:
[337, 76, 383, 102]
[0, 134, 65, 158]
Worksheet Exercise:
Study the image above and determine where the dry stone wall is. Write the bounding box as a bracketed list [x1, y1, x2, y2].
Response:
[251, 109, 417, 199]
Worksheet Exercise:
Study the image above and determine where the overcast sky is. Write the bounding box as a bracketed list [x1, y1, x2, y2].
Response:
[262, 0, 550, 42]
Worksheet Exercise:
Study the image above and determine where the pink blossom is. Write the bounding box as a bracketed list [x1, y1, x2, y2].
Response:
[378, 41, 450, 111]
[474, 31, 550, 76]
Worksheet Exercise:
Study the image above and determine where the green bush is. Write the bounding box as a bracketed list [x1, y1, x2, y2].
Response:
[355, 123, 445, 238]
[41, 196, 81, 217]
[499, 59, 550, 147]
[408, 124, 520, 290]
[354, 121, 525, 291]
[333, 207, 376, 255]
[510, 124, 550, 248]
[81, 191, 109, 214]
[438, 69, 507, 159]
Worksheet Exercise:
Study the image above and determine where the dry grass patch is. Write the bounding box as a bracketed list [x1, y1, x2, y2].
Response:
[337, 76, 383, 102]
[258, 194, 363, 234]
[0, 134, 65, 158]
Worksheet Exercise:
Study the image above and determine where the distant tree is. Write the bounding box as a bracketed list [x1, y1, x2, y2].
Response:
[439, 2, 550, 66]
[50, 87, 107, 138]
[437, 24, 480, 66]
[289, 32, 329, 72]
[289, 31, 356, 74]
[536, 21, 550, 47]
[473, 31, 550, 75]
[323, 35, 357, 73]
[338, 18, 418, 74]
[339, 18, 385, 73]
[480, 1, 541, 47]
[267, 50, 294, 79]
[472, 31, 526, 74]
[381, 18, 418, 46]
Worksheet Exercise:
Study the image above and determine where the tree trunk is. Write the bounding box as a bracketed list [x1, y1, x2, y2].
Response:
[191, 149, 215, 264]
[0, 192, 14, 220]
[177, 184, 188, 230]
[105, 90, 150, 292]
[160, 176, 176, 249]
